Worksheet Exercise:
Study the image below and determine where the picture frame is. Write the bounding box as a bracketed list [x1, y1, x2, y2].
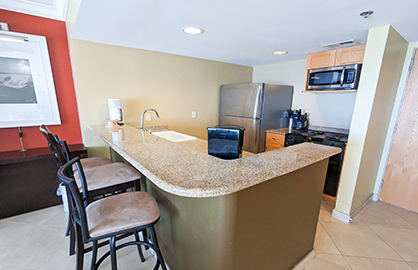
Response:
[0, 30, 61, 128]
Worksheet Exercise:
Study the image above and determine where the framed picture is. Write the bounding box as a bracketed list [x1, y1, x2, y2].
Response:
[0, 30, 61, 128]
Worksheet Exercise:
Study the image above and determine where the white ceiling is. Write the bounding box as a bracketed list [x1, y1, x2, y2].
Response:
[70, 0, 418, 66]
[5, 0, 418, 67]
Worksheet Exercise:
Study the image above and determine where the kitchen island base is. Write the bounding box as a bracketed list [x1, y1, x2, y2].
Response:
[147, 159, 328, 270]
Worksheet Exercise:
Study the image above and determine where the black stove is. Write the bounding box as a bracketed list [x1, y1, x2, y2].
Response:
[298, 130, 348, 143]
[284, 129, 348, 197]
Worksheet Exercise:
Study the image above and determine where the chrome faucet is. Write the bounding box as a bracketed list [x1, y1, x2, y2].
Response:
[140, 108, 160, 130]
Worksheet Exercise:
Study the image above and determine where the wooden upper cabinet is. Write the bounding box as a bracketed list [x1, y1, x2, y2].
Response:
[306, 45, 366, 70]
[335, 45, 366, 66]
[306, 50, 337, 69]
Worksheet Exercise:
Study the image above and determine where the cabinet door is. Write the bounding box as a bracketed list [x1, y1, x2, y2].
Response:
[265, 144, 282, 152]
[335, 45, 366, 66]
[306, 50, 337, 69]
[265, 133, 285, 151]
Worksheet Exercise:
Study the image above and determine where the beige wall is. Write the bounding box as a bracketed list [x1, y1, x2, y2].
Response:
[69, 39, 253, 156]
[335, 26, 408, 215]
[252, 59, 357, 129]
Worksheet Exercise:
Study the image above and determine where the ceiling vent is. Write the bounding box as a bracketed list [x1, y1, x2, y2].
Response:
[322, 39, 360, 50]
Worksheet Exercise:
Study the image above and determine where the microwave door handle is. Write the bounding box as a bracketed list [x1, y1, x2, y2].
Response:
[340, 67, 346, 87]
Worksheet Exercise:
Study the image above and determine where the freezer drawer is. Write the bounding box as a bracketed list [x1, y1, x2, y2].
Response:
[220, 115, 261, 153]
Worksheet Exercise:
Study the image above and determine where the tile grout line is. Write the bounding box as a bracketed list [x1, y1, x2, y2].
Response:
[406, 262, 415, 269]
[384, 202, 418, 230]
[341, 255, 354, 269]
[318, 220, 353, 269]
[342, 254, 416, 270]
[319, 203, 418, 266]
[349, 201, 418, 264]
[360, 201, 418, 231]
[363, 221, 408, 263]
[343, 253, 414, 262]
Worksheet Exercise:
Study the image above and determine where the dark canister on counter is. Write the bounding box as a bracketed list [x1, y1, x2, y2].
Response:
[289, 109, 308, 130]
[207, 125, 245, 159]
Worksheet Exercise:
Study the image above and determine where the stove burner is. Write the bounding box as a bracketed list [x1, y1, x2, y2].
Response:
[299, 130, 348, 142]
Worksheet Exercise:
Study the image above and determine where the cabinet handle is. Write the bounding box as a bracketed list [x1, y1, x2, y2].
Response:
[340, 67, 346, 86]
[272, 137, 278, 140]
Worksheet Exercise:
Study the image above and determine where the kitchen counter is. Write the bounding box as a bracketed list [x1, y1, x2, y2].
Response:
[89, 125, 340, 198]
[266, 127, 291, 135]
[89, 124, 341, 270]
[267, 126, 350, 135]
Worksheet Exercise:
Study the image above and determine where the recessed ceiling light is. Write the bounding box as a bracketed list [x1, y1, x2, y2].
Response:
[182, 27, 204, 35]
[360, 10, 374, 18]
[273, 51, 288, 55]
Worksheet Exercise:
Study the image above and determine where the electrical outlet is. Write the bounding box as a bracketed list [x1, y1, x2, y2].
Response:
[191, 111, 197, 118]
[145, 113, 151, 121]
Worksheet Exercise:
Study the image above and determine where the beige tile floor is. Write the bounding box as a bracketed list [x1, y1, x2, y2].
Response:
[0, 200, 417, 269]
[0, 206, 158, 270]
[308, 200, 418, 270]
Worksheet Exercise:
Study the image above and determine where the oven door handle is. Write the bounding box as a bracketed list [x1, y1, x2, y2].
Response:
[340, 67, 346, 87]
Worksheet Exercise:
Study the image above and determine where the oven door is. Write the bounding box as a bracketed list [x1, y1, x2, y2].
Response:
[321, 140, 345, 197]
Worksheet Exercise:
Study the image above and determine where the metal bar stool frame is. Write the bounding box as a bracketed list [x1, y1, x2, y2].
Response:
[39, 125, 146, 258]
[58, 157, 167, 270]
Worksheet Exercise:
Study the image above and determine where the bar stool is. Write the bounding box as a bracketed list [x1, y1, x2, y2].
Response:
[40, 125, 113, 171]
[39, 125, 141, 201]
[58, 157, 168, 270]
[39, 125, 145, 256]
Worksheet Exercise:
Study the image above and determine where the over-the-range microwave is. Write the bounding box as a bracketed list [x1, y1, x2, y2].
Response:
[307, 64, 362, 91]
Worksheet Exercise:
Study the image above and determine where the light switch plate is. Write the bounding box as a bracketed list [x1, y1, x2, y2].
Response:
[0, 22, 9, 31]
[192, 111, 197, 118]
[145, 113, 151, 121]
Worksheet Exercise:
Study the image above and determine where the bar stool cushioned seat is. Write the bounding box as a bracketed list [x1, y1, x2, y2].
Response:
[58, 157, 167, 270]
[74, 162, 141, 193]
[72, 157, 112, 172]
[86, 191, 160, 238]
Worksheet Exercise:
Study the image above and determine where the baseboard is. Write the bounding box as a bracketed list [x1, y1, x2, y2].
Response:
[332, 194, 374, 224]
[322, 194, 336, 205]
[372, 193, 379, 201]
[292, 249, 315, 270]
[332, 209, 352, 224]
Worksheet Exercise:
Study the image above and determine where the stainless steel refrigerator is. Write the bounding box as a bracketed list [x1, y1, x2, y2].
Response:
[219, 83, 293, 153]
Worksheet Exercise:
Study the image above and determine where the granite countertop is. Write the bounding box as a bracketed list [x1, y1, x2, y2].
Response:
[176, 138, 253, 158]
[89, 125, 341, 198]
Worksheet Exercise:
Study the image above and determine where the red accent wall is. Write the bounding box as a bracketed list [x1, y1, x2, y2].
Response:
[0, 9, 82, 152]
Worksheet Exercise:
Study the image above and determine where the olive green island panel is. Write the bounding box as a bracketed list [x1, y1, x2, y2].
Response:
[89, 125, 340, 270]
[148, 159, 328, 270]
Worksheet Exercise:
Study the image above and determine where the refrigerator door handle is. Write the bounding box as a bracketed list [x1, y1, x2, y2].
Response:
[253, 120, 259, 152]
